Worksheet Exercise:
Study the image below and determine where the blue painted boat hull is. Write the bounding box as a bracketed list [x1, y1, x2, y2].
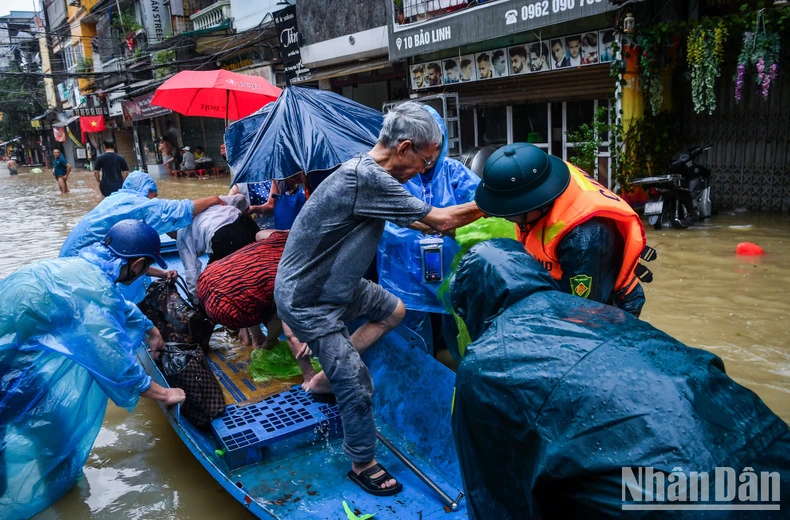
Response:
[139, 246, 467, 518]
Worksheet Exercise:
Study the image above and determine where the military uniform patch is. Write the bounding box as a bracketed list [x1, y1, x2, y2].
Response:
[570, 274, 592, 299]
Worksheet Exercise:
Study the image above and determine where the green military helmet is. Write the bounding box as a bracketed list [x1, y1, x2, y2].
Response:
[474, 143, 571, 217]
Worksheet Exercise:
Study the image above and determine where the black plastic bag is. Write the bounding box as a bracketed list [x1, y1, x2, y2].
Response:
[138, 277, 215, 353]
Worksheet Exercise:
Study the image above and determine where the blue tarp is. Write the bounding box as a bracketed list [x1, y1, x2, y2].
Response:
[449, 239, 790, 518]
[227, 87, 383, 184]
[0, 245, 153, 519]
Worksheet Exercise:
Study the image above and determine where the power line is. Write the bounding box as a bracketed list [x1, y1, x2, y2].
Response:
[0, 28, 276, 80]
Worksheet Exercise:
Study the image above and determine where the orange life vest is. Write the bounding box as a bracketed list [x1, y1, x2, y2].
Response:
[517, 163, 646, 295]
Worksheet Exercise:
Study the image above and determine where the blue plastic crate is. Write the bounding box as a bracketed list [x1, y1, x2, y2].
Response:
[212, 386, 342, 470]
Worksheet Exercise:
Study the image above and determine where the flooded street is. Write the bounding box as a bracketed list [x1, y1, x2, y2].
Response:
[1, 164, 789, 519]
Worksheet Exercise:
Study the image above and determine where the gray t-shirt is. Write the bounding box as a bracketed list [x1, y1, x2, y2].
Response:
[182, 151, 196, 170]
[275, 154, 432, 339]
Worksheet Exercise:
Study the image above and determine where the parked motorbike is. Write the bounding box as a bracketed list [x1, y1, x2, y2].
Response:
[631, 146, 713, 230]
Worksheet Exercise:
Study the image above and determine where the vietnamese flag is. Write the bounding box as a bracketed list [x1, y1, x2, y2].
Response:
[79, 115, 105, 134]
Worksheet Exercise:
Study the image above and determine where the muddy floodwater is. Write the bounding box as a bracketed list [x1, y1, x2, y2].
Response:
[1, 164, 788, 519]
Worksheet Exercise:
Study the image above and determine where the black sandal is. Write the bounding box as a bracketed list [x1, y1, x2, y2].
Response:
[347, 463, 403, 497]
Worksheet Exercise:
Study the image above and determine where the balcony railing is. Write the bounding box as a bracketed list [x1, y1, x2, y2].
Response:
[99, 58, 124, 73]
[395, 0, 480, 27]
[190, 0, 232, 32]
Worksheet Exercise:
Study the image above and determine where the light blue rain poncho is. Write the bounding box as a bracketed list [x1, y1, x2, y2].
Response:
[59, 171, 194, 301]
[60, 171, 194, 257]
[0, 245, 153, 520]
[377, 106, 480, 353]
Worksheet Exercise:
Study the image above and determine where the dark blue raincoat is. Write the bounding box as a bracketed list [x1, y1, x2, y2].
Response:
[449, 239, 790, 519]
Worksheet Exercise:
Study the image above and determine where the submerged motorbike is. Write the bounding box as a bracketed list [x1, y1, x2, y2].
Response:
[631, 146, 713, 230]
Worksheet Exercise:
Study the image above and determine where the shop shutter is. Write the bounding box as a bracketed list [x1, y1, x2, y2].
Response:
[202, 117, 229, 169]
[179, 116, 204, 152]
[179, 116, 228, 169]
[113, 129, 136, 168]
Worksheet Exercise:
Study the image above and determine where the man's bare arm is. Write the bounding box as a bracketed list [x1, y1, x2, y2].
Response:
[192, 195, 225, 215]
[94, 170, 101, 183]
[407, 221, 435, 233]
[419, 202, 484, 234]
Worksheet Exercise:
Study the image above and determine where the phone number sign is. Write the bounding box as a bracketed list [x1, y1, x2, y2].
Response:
[387, 0, 615, 60]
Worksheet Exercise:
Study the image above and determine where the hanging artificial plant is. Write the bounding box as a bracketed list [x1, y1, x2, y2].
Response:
[637, 26, 665, 116]
[687, 19, 728, 115]
[735, 12, 781, 101]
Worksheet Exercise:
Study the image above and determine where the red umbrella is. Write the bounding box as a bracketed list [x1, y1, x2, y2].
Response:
[151, 69, 281, 125]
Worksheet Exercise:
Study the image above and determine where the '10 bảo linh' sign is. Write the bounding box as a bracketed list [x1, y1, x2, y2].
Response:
[386, 0, 616, 60]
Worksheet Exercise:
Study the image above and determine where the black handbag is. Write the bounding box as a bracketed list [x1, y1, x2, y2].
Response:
[157, 342, 225, 428]
[138, 276, 215, 353]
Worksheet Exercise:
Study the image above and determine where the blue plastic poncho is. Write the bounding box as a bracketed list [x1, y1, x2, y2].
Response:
[449, 239, 790, 519]
[59, 171, 193, 302]
[377, 106, 480, 315]
[59, 171, 193, 258]
[0, 245, 153, 520]
[228, 86, 383, 184]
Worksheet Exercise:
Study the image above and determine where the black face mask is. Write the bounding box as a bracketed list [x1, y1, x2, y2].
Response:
[118, 260, 149, 285]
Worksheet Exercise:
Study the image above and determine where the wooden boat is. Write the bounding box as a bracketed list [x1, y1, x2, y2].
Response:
[135, 240, 468, 518]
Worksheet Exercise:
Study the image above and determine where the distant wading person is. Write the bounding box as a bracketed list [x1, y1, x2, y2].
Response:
[52, 149, 71, 193]
[93, 139, 129, 197]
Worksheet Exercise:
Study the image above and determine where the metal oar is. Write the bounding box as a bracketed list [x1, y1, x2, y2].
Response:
[376, 431, 464, 511]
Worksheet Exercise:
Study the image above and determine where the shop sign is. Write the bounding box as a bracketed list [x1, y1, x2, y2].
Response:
[221, 54, 256, 71]
[107, 91, 125, 118]
[387, 0, 617, 60]
[273, 5, 310, 81]
[76, 107, 109, 116]
[408, 28, 616, 91]
[122, 92, 172, 121]
[139, 0, 173, 45]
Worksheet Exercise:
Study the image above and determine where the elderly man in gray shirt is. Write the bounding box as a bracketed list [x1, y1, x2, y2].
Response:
[275, 101, 483, 496]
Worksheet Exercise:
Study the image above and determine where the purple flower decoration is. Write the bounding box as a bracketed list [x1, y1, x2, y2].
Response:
[735, 63, 745, 101]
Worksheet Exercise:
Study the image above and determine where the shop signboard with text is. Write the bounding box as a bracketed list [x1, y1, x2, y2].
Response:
[274, 5, 311, 81]
[140, 0, 173, 45]
[122, 92, 172, 121]
[409, 28, 615, 90]
[386, 0, 617, 60]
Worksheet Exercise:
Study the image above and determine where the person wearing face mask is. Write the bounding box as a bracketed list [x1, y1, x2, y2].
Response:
[0, 220, 186, 520]
[474, 143, 649, 316]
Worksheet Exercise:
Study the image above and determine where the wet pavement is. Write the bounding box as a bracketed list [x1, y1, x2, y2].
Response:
[0, 163, 788, 519]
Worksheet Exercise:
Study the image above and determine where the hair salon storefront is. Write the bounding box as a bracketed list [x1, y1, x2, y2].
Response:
[386, 0, 621, 186]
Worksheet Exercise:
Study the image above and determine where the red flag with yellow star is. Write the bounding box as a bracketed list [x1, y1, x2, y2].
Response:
[79, 115, 105, 134]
